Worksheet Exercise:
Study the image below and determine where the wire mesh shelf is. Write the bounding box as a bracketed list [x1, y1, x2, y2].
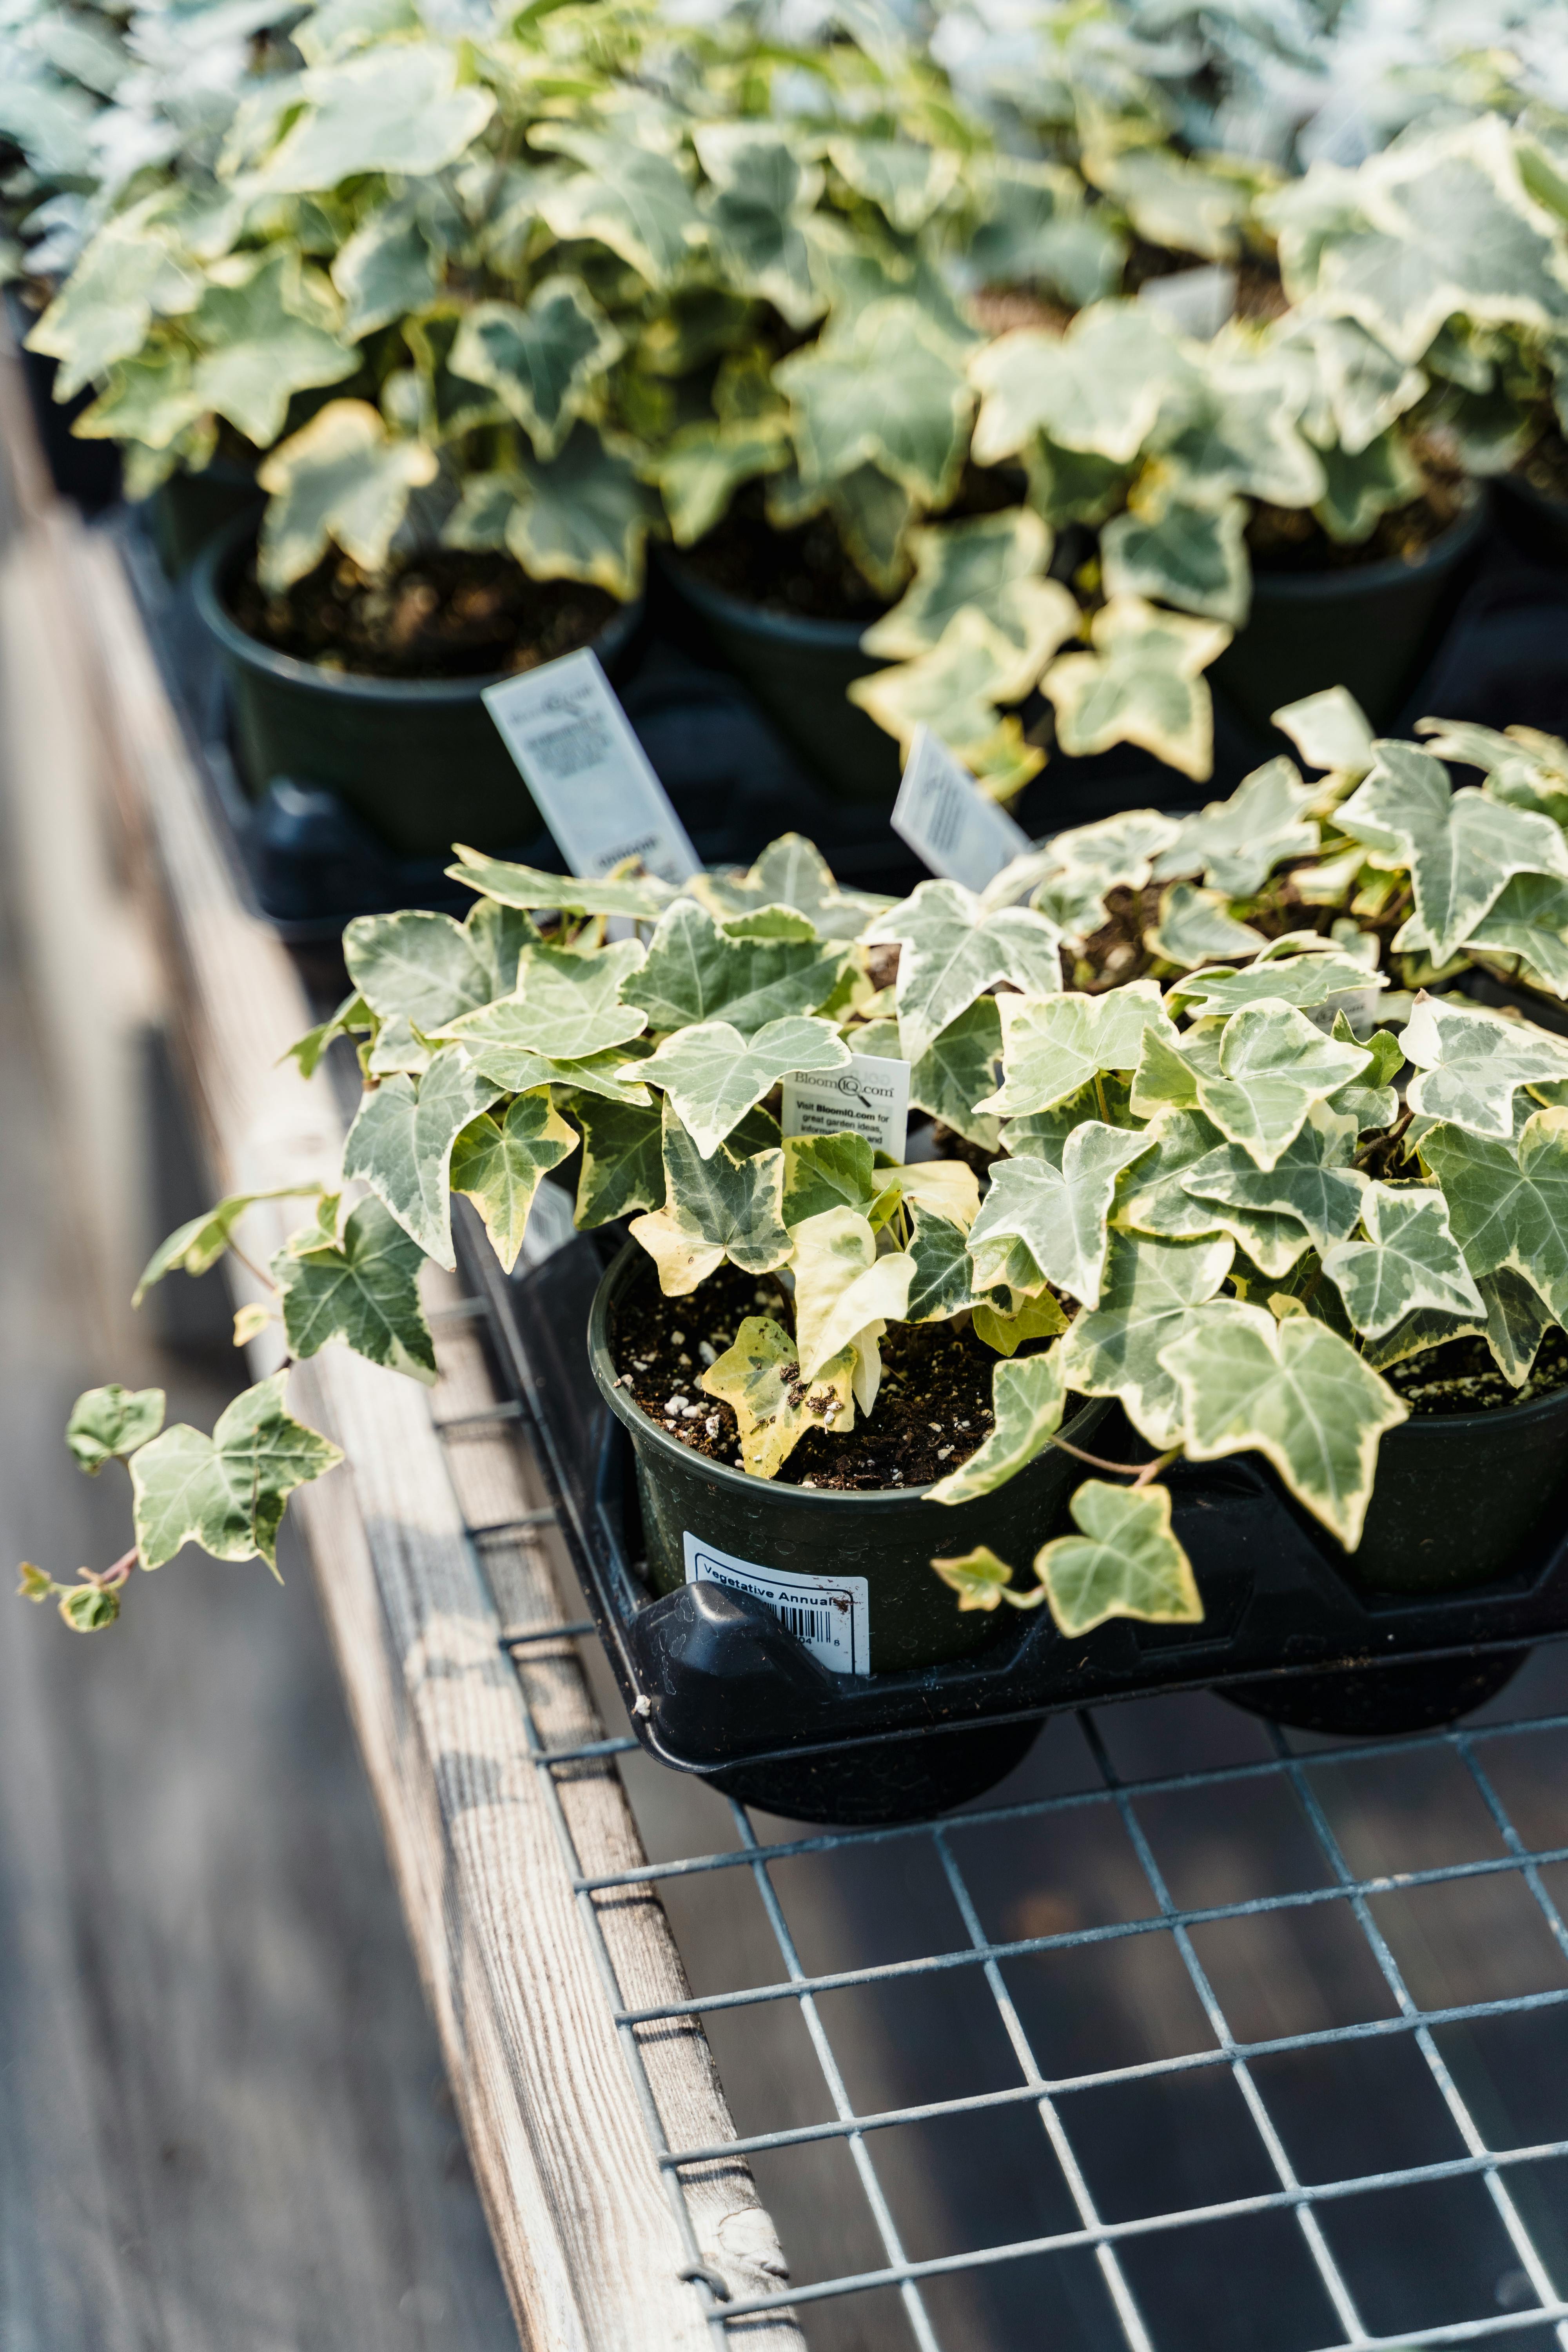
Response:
[434, 1232, 1568, 2352]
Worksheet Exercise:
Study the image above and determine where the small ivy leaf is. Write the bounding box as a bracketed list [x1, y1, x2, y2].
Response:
[1327, 1014, 1403, 1133]
[882, 1161, 982, 1232]
[1154, 358, 1328, 504]
[978, 980, 1178, 1120]
[624, 899, 850, 1032]
[1101, 486, 1251, 627]
[530, 124, 704, 287]
[1193, 998, 1372, 1171]
[1401, 995, 1568, 1141]
[864, 879, 1063, 1066]
[343, 909, 493, 1031]
[182, 248, 357, 450]
[233, 1302, 272, 1348]
[1160, 1299, 1408, 1549]
[655, 420, 790, 546]
[286, 991, 373, 1079]
[849, 609, 1049, 772]
[448, 1093, 578, 1275]
[496, 423, 663, 601]
[698, 1316, 857, 1478]
[463, 900, 544, 1004]
[1042, 596, 1232, 783]
[970, 303, 1192, 467]
[824, 134, 960, 231]
[909, 996, 1004, 1150]
[640, 1015, 849, 1159]
[790, 1207, 915, 1382]
[1274, 686, 1377, 782]
[696, 123, 825, 328]
[1315, 430, 1423, 544]
[134, 1188, 323, 1306]
[569, 1095, 666, 1227]
[1320, 1180, 1486, 1341]
[439, 939, 648, 1065]
[341, 1044, 501, 1270]
[1462, 873, 1568, 1001]
[969, 1123, 1155, 1307]
[625, 1213, 726, 1296]
[1418, 716, 1568, 829]
[331, 198, 441, 339]
[18, 1562, 55, 1603]
[1060, 1231, 1234, 1448]
[1422, 1110, 1568, 1321]
[1152, 756, 1321, 898]
[1166, 947, 1381, 1021]
[59, 1583, 122, 1633]
[1478, 1265, 1556, 1385]
[464, 1041, 652, 1107]
[65, 1385, 166, 1474]
[859, 509, 1079, 701]
[445, 847, 673, 924]
[1036, 1481, 1202, 1640]
[256, 400, 438, 595]
[930, 1544, 1045, 1613]
[906, 1205, 979, 1324]
[1180, 1104, 1367, 1257]
[450, 279, 623, 462]
[929, 1348, 1066, 1504]
[1147, 884, 1266, 970]
[782, 1132, 879, 1229]
[693, 833, 892, 942]
[1116, 1108, 1314, 1278]
[272, 1196, 438, 1384]
[971, 1288, 1069, 1356]
[969, 153, 1122, 307]
[131, 1372, 343, 1574]
[632, 1100, 792, 1292]
[777, 298, 974, 506]
[1002, 1073, 1129, 1164]
[245, 42, 495, 193]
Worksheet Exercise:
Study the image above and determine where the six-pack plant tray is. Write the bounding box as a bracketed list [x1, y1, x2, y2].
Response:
[458, 1210, 1568, 1826]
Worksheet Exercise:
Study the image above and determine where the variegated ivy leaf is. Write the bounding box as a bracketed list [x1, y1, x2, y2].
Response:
[1043, 596, 1232, 783]
[342, 1045, 501, 1270]
[271, 1195, 437, 1385]
[693, 833, 891, 942]
[850, 610, 1047, 774]
[66, 1385, 166, 1474]
[1477, 1266, 1556, 1385]
[929, 1545, 1042, 1613]
[1024, 809, 1183, 948]
[1338, 739, 1568, 965]
[366, 1016, 430, 1079]
[928, 1348, 1066, 1505]
[28, 206, 200, 399]
[182, 250, 357, 450]
[1316, 431, 1424, 546]
[1147, 885, 1265, 969]
[1101, 487, 1251, 628]
[441, 940, 648, 1065]
[256, 402, 438, 595]
[530, 125, 703, 287]
[569, 1095, 665, 1227]
[1153, 757, 1321, 898]
[501, 425, 662, 601]
[624, 899, 850, 1033]
[969, 154, 1124, 309]
[1461, 873, 1568, 999]
[859, 510, 1079, 701]
[134, 1186, 324, 1306]
[1417, 717, 1568, 828]
[1275, 313, 1426, 462]
[968, 1122, 1155, 1307]
[971, 1289, 1068, 1355]
[1060, 1230, 1234, 1449]
[1422, 1110, 1568, 1321]
[131, 1372, 342, 1574]
[863, 879, 1063, 1065]
[978, 981, 1177, 1120]
[449, 280, 624, 462]
[776, 299, 974, 506]
[882, 1161, 981, 1233]
[1328, 1015, 1403, 1133]
[699, 1316, 856, 1478]
[1160, 1300, 1408, 1549]
[463, 900, 543, 1002]
[343, 909, 493, 1032]
[446, 847, 672, 924]
[782, 1132, 878, 1229]
[824, 134, 959, 232]
[655, 421, 790, 547]
[1115, 1107, 1313, 1278]
[826, 463, 918, 601]
[463, 1041, 652, 1107]
[1180, 1103, 1366, 1257]
[969, 303, 1192, 467]
[1036, 1481, 1203, 1640]
[243, 42, 495, 193]
[1189, 998, 1373, 1171]
[789, 1206, 914, 1394]
[332, 199, 441, 340]
[631, 1101, 791, 1294]
[1087, 142, 1250, 262]
[450, 1092, 578, 1274]
[1001, 1074, 1127, 1163]
[1153, 361, 1327, 507]
[910, 996, 1003, 1151]
[695, 124, 825, 330]
[1273, 686, 1377, 784]
[1400, 996, 1568, 1141]
[1320, 1180, 1485, 1341]
[639, 1016, 848, 1158]
[1168, 944, 1382, 1021]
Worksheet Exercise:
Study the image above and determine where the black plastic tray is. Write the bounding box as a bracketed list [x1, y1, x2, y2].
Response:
[457, 1209, 1568, 1820]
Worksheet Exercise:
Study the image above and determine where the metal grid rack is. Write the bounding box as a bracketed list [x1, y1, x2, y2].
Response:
[428, 1241, 1568, 2352]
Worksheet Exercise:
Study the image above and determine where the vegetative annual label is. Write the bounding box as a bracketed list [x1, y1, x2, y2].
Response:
[682, 1532, 871, 1677]
[780, 1053, 909, 1160]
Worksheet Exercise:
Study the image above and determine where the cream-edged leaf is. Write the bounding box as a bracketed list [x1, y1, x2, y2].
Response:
[781, 1132, 879, 1229]
[929, 1348, 1066, 1504]
[970, 304, 1191, 466]
[341, 1045, 500, 1269]
[1422, 1110, 1568, 1321]
[910, 996, 1004, 1149]
[1401, 995, 1568, 1141]
[445, 848, 673, 922]
[636, 1100, 792, 1285]
[1166, 946, 1379, 1020]
[1036, 1481, 1202, 1639]
[1320, 1180, 1485, 1340]
[1152, 756, 1320, 898]
[864, 879, 1063, 1065]
[1115, 1108, 1312, 1277]
[971, 1288, 1068, 1355]
[569, 1095, 665, 1227]
[133, 1186, 324, 1306]
[131, 1373, 342, 1574]
[1180, 1104, 1366, 1256]
[968, 1122, 1155, 1307]
[698, 1316, 856, 1477]
[777, 299, 973, 505]
[450, 1092, 578, 1274]
[1147, 884, 1266, 969]
[66, 1385, 166, 1474]
[256, 401, 437, 595]
[343, 909, 492, 1031]
[272, 1196, 437, 1384]
[639, 1016, 848, 1158]
[930, 1545, 1045, 1613]
[1042, 595, 1231, 783]
[978, 981, 1177, 1120]
[1060, 1231, 1234, 1449]
[440, 939, 648, 1064]
[624, 898, 850, 1032]
[1193, 998, 1372, 1171]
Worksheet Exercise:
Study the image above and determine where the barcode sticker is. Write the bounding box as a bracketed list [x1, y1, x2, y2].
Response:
[482, 648, 700, 886]
[781, 1052, 909, 1161]
[683, 1533, 871, 1677]
[892, 724, 1031, 894]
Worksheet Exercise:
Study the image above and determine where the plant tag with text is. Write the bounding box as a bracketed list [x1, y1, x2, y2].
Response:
[483, 649, 700, 886]
[892, 724, 1031, 894]
[782, 1053, 909, 1160]
[683, 1532, 871, 1675]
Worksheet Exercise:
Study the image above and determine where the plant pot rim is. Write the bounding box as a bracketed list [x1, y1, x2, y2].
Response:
[1384, 1367, 1568, 1443]
[589, 1235, 1104, 1509]
[1248, 488, 1488, 601]
[659, 541, 880, 652]
[193, 512, 639, 704]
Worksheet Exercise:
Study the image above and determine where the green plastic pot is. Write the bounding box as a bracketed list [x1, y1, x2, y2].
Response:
[193, 515, 642, 859]
[1209, 495, 1488, 742]
[1347, 1375, 1568, 1597]
[151, 458, 265, 578]
[656, 548, 901, 804]
[590, 1240, 1111, 1677]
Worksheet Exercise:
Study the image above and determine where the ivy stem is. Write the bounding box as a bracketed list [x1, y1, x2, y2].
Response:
[1048, 1436, 1178, 1486]
[82, 1546, 136, 1591]
[226, 1244, 275, 1293]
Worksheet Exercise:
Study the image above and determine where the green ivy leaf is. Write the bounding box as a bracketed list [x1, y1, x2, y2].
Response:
[782, 1132, 879, 1229]
[696, 123, 825, 328]
[1189, 998, 1372, 1171]
[851, 610, 1046, 773]
[449, 1091, 579, 1273]
[65, 1385, 166, 1474]
[970, 1289, 1069, 1355]
[450, 278, 624, 462]
[1154, 361, 1328, 505]
[1180, 1104, 1367, 1257]
[1320, 1179, 1485, 1340]
[776, 299, 974, 505]
[1274, 686, 1377, 782]
[27, 206, 199, 398]
[1036, 1481, 1202, 1638]
[631, 1100, 792, 1292]
[1146, 885, 1266, 969]
[1423, 1109, 1568, 1321]
[184, 249, 357, 448]
[131, 1372, 343, 1574]
[1401, 995, 1568, 1140]
[864, 879, 1063, 1065]
[331, 198, 441, 338]
[1115, 1107, 1314, 1278]
[639, 1015, 849, 1158]
[341, 1045, 500, 1269]
[1042, 595, 1231, 783]
[531, 124, 704, 287]
[500, 423, 662, 600]
[1477, 1265, 1556, 1385]
[343, 909, 494, 1031]
[969, 155, 1123, 308]
[1315, 430, 1423, 544]
[569, 1094, 666, 1226]
[1327, 1015, 1403, 1134]
[693, 833, 891, 942]
[256, 400, 437, 594]
[970, 303, 1192, 466]
[978, 980, 1178, 1120]
[910, 996, 1004, 1150]
[1087, 144, 1249, 262]
[1462, 873, 1568, 1000]
[445, 847, 672, 923]
[247, 43, 494, 191]
[272, 1196, 438, 1383]
[439, 938, 648, 1064]
[968, 1122, 1155, 1306]
[1101, 487, 1251, 627]
[134, 1187, 323, 1306]
[624, 899, 850, 1033]
[1060, 1230, 1234, 1448]
[905, 1204, 978, 1323]
[929, 1348, 1066, 1504]
[1166, 944, 1379, 1021]
[1153, 756, 1321, 898]
[698, 1315, 857, 1477]
[286, 991, 373, 1079]
[654, 421, 790, 546]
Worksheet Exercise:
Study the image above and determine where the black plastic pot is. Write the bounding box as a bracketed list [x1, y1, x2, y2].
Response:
[590, 1239, 1111, 1678]
[1492, 472, 1568, 570]
[655, 546, 901, 804]
[192, 515, 642, 858]
[1210, 495, 1489, 744]
[151, 457, 265, 578]
[4, 286, 120, 512]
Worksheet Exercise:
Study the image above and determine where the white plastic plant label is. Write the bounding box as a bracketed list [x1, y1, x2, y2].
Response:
[891, 724, 1030, 894]
[683, 1532, 871, 1676]
[781, 1053, 909, 1160]
[482, 648, 699, 886]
